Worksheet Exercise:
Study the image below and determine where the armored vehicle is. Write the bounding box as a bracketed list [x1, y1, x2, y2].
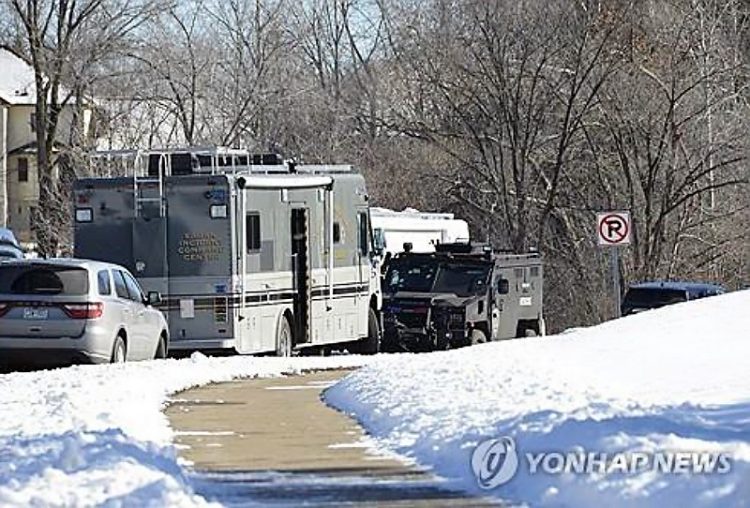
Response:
[73, 147, 381, 356]
[381, 242, 543, 352]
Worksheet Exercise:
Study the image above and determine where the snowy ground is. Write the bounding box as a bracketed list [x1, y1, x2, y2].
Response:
[1, 291, 748, 507]
[326, 290, 750, 507]
[0, 355, 372, 507]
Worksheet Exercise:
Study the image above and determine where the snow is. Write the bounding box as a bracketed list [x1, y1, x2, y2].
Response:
[326, 290, 750, 507]
[0, 354, 370, 507]
[0, 47, 78, 105]
[1, 290, 748, 507]
[0, 48, 37, 105]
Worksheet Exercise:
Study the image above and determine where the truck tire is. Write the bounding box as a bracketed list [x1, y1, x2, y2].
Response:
[275, 316, 293, 357]
[516, 320, 540, 338]
[469, 328, 488, 346]
[350, 308, 381, 355]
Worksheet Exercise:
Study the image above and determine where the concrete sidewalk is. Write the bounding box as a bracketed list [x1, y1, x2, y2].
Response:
[166, 370, 499, 506]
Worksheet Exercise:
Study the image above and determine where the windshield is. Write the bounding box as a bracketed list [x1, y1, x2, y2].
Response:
[384, 258, 491, 296]
[432, 263, 491, 296]
[384, 259, 438, 293]
[623, 287, 687, 308]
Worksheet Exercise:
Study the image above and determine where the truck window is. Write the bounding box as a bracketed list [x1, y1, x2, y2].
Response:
[373, 228, 386, 252]
[333, 222, 342, 244]
[358, 212, 369, 255]
[246, 213, 261, 251]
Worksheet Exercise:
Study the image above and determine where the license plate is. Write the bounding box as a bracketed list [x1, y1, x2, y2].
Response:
[23, 308, 49, 320]
[519, 297, 533, 307]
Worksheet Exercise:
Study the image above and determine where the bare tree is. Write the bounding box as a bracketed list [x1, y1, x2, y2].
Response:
[8, 0, 160, 255]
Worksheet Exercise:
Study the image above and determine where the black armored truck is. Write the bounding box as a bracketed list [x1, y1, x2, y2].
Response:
[381, 242, 544, 352]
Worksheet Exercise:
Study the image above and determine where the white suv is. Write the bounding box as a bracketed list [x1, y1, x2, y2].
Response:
[0, 258, 169, 368]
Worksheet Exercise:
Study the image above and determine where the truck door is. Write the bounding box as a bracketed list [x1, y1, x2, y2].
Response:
[132, 178, 169, 301]
[291, 208, 311, 344]
[357, 210, 371, 333]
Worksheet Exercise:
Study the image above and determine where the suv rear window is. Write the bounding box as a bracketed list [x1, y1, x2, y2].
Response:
[0, 265, 89, 295]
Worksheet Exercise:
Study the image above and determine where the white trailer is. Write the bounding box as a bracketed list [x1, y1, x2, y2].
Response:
[370, 207, 470, 257]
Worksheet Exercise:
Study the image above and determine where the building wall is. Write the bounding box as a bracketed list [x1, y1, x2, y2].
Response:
[6, 104, 78, 152]
[3, 104, 82, 243]
[6, 153, 39, 243]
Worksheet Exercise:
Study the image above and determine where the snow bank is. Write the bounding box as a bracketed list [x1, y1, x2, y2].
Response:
[0, 354, 370, 507]
[326, 291, 750, 507]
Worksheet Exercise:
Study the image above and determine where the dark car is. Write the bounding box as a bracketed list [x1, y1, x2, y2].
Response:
[621, 281, 725, 316]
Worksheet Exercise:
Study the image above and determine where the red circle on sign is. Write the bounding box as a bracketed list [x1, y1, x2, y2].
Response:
[599, 214, 629, 244]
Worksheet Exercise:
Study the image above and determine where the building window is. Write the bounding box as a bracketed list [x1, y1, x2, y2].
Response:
[18, 158, 28, 182]
[246, 213, 261, 251]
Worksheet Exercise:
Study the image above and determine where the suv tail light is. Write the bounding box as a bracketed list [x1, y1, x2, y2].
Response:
[0, 303, 9, 318]
[62, 302, 103, 319]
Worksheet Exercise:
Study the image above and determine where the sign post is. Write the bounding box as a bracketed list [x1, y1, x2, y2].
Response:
[597, 211, 631, 318]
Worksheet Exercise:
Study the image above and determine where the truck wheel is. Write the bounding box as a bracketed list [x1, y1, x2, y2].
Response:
[516, 320, 540, 338]
[470, 328, 487, 346]
[276, 316, 293, 357]
[350, 308, 381, 355]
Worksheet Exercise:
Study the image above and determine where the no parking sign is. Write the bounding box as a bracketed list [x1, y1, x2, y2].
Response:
[597, 212, 631, 246]
[597, 211, 631, 319]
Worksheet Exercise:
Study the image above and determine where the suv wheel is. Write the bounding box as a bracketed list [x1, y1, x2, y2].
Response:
[154, 334, 168, 359]
[111, 335, 126, 363]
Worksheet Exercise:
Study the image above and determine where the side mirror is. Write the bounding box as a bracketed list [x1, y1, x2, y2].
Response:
[147, 291, 163, 306]
[497, 278, 510, 295]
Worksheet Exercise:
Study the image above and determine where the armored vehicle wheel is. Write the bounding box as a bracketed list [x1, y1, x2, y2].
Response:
[516, 319, 541, 338]
[276, 316, 293, 357]
[469, 328, 488, 346]
[111, 335, 126, 363]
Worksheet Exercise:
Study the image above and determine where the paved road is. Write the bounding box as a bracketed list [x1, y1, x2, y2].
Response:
[166, 370, 500, 507]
